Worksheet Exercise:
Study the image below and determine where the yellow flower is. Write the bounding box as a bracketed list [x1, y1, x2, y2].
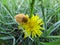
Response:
[15, 14, 44, 38]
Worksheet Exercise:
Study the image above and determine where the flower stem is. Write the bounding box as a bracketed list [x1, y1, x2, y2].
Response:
[30, 0, 35, 18]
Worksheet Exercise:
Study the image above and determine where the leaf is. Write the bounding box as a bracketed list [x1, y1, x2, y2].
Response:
[0, 36, 15, 45]
[46, 21, 60, 36]
[45, 39, 60, 45]
[46, 36, 60, 39]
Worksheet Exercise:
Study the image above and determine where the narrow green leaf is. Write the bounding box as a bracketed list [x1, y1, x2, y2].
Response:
[46, 36, 60, 39]
[0, 36, 15, 45]
[46, 21, 60, 36]
[45, 39, 60, 45]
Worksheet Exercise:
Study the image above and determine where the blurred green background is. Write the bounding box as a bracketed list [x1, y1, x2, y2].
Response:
[0, 0, 60, 45]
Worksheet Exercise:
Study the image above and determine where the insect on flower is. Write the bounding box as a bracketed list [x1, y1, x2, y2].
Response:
[15, 14, 44, 38]
[15, 14, 29, 23]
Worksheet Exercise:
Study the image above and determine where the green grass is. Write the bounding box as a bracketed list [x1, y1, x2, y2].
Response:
[0, 0, 60, 45]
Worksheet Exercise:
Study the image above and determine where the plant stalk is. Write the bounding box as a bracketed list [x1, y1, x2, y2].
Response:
[30, 0, 35, 18]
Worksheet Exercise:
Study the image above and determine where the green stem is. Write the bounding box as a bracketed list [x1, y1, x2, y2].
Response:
[30, 0, 35, 18]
